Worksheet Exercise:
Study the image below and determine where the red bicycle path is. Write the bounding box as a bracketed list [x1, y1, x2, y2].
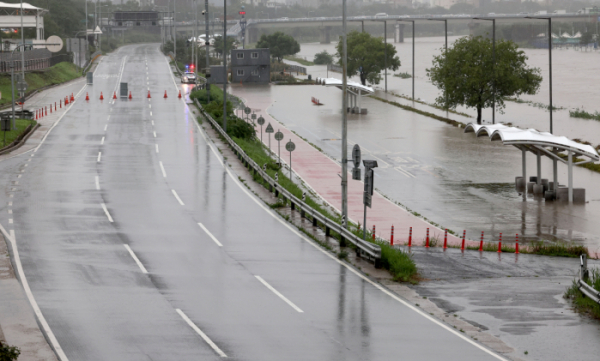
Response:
[229, 85, 473, 248]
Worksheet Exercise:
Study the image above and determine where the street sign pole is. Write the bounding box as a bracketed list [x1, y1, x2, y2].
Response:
[362, 160, 378, 242]
[275, 130, 283, 165]
[286, 140, 296, 180]
[341, 0, 348, 229]
[10, 61, 15, 130]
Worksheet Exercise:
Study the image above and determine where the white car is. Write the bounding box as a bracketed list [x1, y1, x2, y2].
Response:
[181, 72, 197, 84]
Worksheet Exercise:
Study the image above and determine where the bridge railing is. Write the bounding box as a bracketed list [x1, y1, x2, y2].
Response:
[193, 98, 382, 266]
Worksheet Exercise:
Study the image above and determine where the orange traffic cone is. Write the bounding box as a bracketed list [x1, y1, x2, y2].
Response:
[85, 92, 89, 101]
[65, 96, 69, 105]
[35, 110, 37, 120]
[100, 92, 104, 100]
[70, 93, 74, 102]
[45, 107, 47, 116]
[178, 90, 182, 99]
[113, 91, 117, 100]
[148, 90, 151, 99]
[163, 90, 167, 99]
[128, 91, 132, 100]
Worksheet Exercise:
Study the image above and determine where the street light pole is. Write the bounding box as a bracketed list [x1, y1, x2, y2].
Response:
[223, 0, 227, 132]
[341, 0, 348, 227]
[398, 20, 415, 100]
[474, 17, 496, 124]
[20, 1, 25, 101]
[526, 16, 553, 134]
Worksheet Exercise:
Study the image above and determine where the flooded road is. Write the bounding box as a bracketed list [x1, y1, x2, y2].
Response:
[295, 37, 600, 145]
[257, 79, 600, 251]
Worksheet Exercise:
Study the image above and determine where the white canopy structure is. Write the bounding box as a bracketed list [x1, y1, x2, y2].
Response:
[0, 2, 48, 40]
[464, 123, 599, 202]
[318, 77, 373, 114]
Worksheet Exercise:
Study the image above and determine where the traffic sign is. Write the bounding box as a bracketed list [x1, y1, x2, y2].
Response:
[265, 123, 274, 133]
[251, 113, 256, 120]
[352, 144, 361, 168]
[274, 131, 283, 141]
[244, 107, 251, 114]
[257, 116, 265, 126]
[286, 140, 295, 152]
[16, 81, 28, 92]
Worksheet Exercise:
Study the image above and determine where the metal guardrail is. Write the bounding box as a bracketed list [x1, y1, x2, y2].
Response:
[577, 254, 600, 304]
[578, 279, 600, 304]
[327, 64, 342, 74]
[193, 98, 382, 266]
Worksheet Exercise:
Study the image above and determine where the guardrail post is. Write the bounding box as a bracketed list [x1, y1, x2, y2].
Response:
[340, 235, 347, 247]
[291, 201, 295, 211]
[581, 254, 589, 281]
[312, 216, 317, 227]
[325, 226, 330, 237]
[300, 209, 305, 218]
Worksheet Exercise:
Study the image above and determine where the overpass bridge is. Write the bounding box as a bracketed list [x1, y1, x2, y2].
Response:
[176, 13, 598, 44]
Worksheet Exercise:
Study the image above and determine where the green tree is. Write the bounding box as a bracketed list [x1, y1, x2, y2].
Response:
[256, 32, 300, 62]
[336, 31, 401, 86]
[213, 36, 237, 58]
[427, 36, 542, 124]
[313, 50, 333, 65]
[0, 340, 20, 361]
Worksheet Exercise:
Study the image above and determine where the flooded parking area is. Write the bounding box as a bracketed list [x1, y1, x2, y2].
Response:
[255, 82, 600, 251]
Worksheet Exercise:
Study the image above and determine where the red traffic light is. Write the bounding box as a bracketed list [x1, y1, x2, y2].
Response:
[239, 11, 246, 15]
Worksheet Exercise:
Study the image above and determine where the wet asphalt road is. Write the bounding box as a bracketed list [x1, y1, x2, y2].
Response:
[0, 44, 507, 360]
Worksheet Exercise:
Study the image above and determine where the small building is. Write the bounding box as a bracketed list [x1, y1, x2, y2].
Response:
[209, 65, 227, 85]
[230, 48, 270, 84]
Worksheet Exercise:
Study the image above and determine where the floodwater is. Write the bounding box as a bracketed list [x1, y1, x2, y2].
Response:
[260, 37, 600, 250]
[296, 36, 600, 144]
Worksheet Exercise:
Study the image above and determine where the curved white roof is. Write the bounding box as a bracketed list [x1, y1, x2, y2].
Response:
[320, 77, 374, 94]
[0, 2, 42, 10]
[464, 123, 599, 160]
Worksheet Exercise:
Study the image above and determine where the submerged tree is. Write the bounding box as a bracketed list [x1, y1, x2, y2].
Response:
[427, 36, 542, 124]
[336, 31, 400, 86]
[256, 32, 300, 62]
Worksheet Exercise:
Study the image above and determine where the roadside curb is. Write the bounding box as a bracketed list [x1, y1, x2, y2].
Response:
[0, 123, 40, 156]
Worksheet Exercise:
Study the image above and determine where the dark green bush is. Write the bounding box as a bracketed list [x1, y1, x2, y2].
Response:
[0, 341, 20, 360]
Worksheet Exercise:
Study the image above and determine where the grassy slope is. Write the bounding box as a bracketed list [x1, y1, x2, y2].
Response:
[0, 119, 35, 148]
[0, 62, 81, 107]
[564, 269, 600, 319]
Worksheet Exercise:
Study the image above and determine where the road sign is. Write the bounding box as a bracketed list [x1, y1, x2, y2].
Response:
[363, 192, 372, 208]
[16, 81, 28, 92]
[352, 144, 361, 168]
[274, 131, 283, 141]
[265, 123, 274, 133]
[251, 113, 256, 120]
[86, 72, 93, 85]
[120, 82, 128, 97]
[286, 140, 295, 152]
[257, 116, 265, 126]
[46, 35, 64, 53]
[244, 107, 251, 115]
[1, 118, 10, 131]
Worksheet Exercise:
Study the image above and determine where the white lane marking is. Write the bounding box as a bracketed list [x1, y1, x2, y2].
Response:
[97, 152, 102, 162]
[104, 124, 108, 131]
[107, 115, 111, 121]
[255, 276, 303, 313]
[13, 181, 18, 185]
[30, 153, 34, 157]
[155, 144, 159, 153]
[153, 131, 157, 138]
[24, 164, 28, 167]
[95, 176, 100, 190]
[17, 175, 21, 178]
[101, 203, 114, 223]
[150, 111, 153, 116]
[151, 120, 154, 125]
[149, 104, 151, 108]
[176, 309, 227, 358]
[9, 195, 12, 198]
[159, 161, 167, 178]
[8, 219, 13, 224]
[124, 245, 148, 274]
[395, 166, 416, 179]
[8, 202, 12, 206]
[8, 210, 12, 214]
[198, 223, 223, 247]
[190, 111, 509, 361]
[101, 136, 105, 145]
[171, 189, 184, 206]
[0, 223, 69, 361]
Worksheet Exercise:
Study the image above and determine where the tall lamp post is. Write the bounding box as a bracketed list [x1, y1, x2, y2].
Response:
[341, 0, 348, 227]
[474, 17, 496, 124]
[526, 16, 553, 134]
[223, 0, 227, 132]
[427, 18, 448, 109]
[397, 19, 415, 100]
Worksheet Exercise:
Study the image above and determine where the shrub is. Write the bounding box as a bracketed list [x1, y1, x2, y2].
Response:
[0, 341, 20, 360]
[314, 50, 334, 65]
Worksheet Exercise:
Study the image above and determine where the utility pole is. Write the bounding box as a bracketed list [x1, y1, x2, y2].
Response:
[19, 1, 25, 103]
[173, 0, 176, 60]
[223, 0, 227, 132]
[341, 0, 348, 227]
[204, 0, 210, 102]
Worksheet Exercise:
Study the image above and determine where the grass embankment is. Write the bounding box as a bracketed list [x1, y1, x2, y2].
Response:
[564, 268, 600, 319]
[192, 88, 418, 283]
[0, 62, 81, 107]
[394, 72, 412, 79]
[0, 119, 36, 149]
[283, 55, 314, 66]
[570, 108, 600, 121]
[370, 95, 468, 128]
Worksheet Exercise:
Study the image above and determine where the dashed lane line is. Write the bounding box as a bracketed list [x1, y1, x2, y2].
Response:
[197, 223, 223, 247]
[101, 203, 114, 223]
[124, 245, 148, 274]
[171, 190, 184, 206]
[175, 309, 227, 358]
[255, 276, 303, 313]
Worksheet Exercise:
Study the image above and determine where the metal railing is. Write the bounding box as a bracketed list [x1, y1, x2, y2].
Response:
[327, 64, 342, 74]
[281, 64, 306, 75]
[194, 98, 382, 266]
[578, 254, 600, 304]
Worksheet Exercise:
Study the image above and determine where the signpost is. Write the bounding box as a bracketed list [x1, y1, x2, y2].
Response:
[257, 115, 265, 142]
[362, 160, 378, 241]
[265, 123, 274, 152]
[1, 116, 10, 144]
[352, 144, 361, 180]
[244, 106, 251, 121]
[286, 140, 296, 180]
[275, 130, 283, 164]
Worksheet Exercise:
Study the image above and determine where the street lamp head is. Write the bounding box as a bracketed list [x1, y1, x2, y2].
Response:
[363, 160, 378, 169]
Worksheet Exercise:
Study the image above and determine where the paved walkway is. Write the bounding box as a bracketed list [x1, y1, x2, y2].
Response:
[230, 84, 468, 247]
